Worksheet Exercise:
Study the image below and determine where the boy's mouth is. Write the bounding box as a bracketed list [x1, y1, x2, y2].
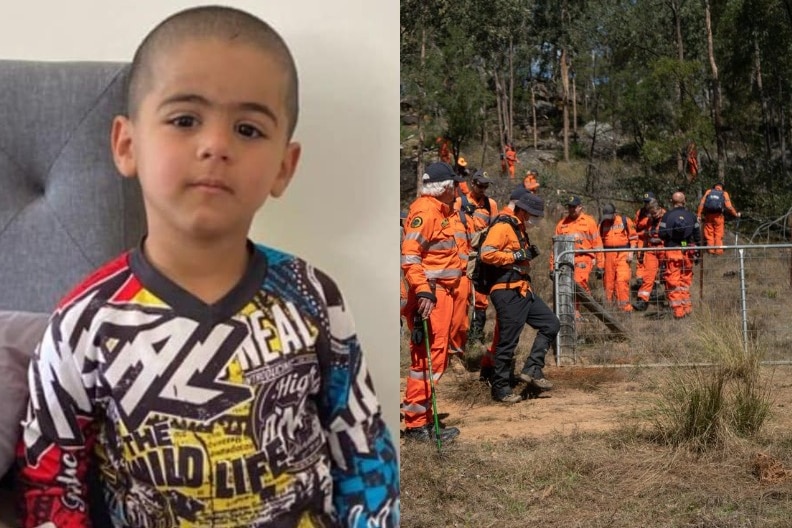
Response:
[189, 179, 233, 194]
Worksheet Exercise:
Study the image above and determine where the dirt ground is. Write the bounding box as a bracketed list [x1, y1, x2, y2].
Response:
[399, 362, 792, 443]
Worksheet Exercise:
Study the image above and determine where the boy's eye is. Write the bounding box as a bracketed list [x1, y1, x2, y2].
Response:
[237, 123, 264, 139]
[170, 115, 197, 128]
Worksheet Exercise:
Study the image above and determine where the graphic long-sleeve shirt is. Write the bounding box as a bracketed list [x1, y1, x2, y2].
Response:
[17, 242, 399, 528]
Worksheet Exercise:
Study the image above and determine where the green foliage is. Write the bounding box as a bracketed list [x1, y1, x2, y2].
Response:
[436, 25, 491, 150]
[401, 0, 792, 216]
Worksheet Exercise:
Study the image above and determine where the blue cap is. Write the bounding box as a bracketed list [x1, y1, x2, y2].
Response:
[509, 185, 528, 201]
[567, 196, 582, 207]
[424, 162, 462, 183]
[472, 170, 492, 184]
[515, 194, 545, 217]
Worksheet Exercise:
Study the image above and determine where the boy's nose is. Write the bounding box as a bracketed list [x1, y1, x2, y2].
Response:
[197, 125, 232, 161]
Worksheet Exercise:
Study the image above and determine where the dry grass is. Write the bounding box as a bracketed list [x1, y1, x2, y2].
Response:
[400, 279, 789, 527]
[401, 424, 792, 527]
[400, 167, 792, 526]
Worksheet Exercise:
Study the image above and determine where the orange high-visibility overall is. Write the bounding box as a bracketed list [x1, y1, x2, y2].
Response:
[454, 191, 499, 313]
[448, 209, 475, 357]
[663, 249, 694, 318]
[436, 136, 452, 164]
[505, 147, 517, 179]
[551, 213, 603, 293]
[600, 214, 638, 312]
[636, 208, 666, 303]
[697, 187, 739, 255]
[401, 196, 462, 428]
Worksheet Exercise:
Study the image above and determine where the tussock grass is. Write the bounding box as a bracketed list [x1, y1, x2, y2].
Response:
[648, 306, 772, 451]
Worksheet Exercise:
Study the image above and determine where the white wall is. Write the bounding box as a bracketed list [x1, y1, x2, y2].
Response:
[0, 1, 400, 444]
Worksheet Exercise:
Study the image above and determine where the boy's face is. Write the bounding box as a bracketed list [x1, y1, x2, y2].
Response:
[112, 38, 300, 242]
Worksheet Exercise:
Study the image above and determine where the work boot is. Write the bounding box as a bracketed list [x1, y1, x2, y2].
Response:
[492, 389, 522, 403]
[468, 309, 487, 343]
[519, 372, 553, 391]
[632, 299, 648, 312]
[495, 393, 522, 404]
[403, 424, 460, 443]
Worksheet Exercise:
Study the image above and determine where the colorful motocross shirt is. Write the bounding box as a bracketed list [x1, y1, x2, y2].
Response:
[18, 243, 399, 528]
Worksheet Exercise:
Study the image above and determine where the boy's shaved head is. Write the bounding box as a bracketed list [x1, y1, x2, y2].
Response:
[127, 5, 299, 137]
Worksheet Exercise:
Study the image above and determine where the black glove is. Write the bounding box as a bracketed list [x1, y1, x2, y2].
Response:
[462, 203, 476, 215]
[691, 250, 701, 265]
[548, 270, 555, 281]
[513, 248, 530, 262]
[594, 268, 604, 280]
[527, 244, 540, 260]
[411, 314, 425, 345]
[637, 252, 644, 265]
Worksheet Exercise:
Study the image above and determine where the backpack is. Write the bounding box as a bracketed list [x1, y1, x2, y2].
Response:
[599, 214, 631, 246]
[703, 189, 724, 213]
[459, 192, 492, 226]
[467, 215, 526, 295]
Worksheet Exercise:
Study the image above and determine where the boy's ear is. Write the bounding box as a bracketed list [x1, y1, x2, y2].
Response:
[270, 141, 301, 198]
[111, 115, 137, 178]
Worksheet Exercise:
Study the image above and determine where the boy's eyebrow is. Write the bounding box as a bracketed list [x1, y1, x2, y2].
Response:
[158, 93, 279, 126]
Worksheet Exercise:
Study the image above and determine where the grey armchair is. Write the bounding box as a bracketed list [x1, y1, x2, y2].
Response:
[0, 60, 146, 527]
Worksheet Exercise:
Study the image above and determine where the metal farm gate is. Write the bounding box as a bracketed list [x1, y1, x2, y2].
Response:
[551, 236, 792, 367]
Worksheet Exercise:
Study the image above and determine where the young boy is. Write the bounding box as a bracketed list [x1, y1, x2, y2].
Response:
[17, 6, 398, 528]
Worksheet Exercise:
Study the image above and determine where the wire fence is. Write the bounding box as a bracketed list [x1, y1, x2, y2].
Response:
[551, 239, 792, 367]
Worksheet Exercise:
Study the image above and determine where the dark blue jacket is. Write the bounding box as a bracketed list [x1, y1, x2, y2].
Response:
[659, 206, 702, 247]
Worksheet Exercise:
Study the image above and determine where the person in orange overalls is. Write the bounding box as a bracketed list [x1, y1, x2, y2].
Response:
[480, 193, 559, 402]
[454, 170, 499, 344]
[659, 192, 702, 319]
[400, 211, 408, 319]
[436, 136, 452, 164]
[551, 196, 604, 294]
[503, 144, 518, 179]
[696, 182, 740, 255]
[633, 199, 666, 311]
[686, 142, 699, 182]
[599, 203, 638, 312]
[523, 170, 540, 193]
[633, 192, 655, 294]
[401, 162, 463, 442]
[478, 185, 529, 384]
[447, 180, 476, 361]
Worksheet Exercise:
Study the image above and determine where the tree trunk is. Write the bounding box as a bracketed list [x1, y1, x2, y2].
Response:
[572, 70, 578, 137]
[416, 27, 426, 197]
[509, 37, 514, 145]
[705, 0, 726, 182]
[754, 37, 771, 158]
[781, 81, 787, 180]
[560, 47, 570, 162]
[503, 90, 511, 146]
[494, 70, 506, 167]
[531, 83, 538, 149]
[480, 112, 488, 168]
[671, 0, 685, 175]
